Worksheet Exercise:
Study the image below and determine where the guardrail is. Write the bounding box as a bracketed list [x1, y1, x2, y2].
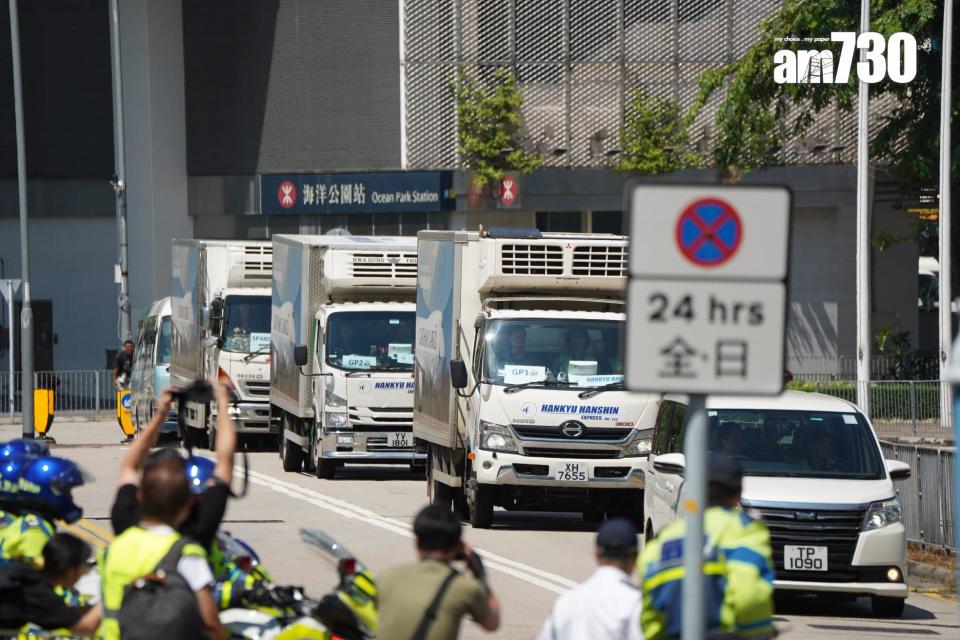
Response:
[880, 441, 957, 551]
[788, 380, 952, 433]
[788, 354, 939, 381]
[0, 370, 117, 417]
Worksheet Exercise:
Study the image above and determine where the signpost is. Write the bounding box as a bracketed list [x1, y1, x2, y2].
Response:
[1, 279, 20, 417]
[624, 183, 791, 640]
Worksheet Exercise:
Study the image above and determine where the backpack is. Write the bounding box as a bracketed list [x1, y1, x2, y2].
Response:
[117, 538, 206, 640]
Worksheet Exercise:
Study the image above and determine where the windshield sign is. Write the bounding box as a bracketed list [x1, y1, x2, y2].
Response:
[483, 319, 624, 388]
[326, 311, 415, 372]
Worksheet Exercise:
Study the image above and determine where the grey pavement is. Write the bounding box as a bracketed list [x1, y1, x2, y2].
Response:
[2, 419, 957, 639]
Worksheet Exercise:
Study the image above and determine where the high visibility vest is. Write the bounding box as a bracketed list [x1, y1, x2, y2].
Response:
[0, 512, 54, 568]
[639, 506, 775, 640]
[96, 525, 207, 640]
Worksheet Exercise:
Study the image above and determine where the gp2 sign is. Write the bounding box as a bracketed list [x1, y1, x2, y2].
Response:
[624, 184, 792, 395]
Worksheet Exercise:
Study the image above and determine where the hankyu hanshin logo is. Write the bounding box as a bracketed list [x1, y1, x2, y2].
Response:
[773, 32, 917, 85]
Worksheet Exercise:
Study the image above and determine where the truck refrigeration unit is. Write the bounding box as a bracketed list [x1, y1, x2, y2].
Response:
[270, 235, 423, 478]
[414, 229, 660, 528]
[171, 240, 275, 446]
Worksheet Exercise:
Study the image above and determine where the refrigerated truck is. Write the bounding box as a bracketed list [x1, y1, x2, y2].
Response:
[414, 229, 660, 528]
[270, 235, 424, 478]
[171, 240, 276, 446]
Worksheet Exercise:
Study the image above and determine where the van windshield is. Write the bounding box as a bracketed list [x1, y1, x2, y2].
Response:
[157, 317, 172, 365]
[222, 295, 271, 353]
[325, 311, 415, 372]
[708, 409, 885, 480]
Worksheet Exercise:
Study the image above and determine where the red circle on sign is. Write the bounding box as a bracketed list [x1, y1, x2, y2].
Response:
[675, 198, 742, 267]
[278, 180, 297, 209]
[499, 177, 517, 206]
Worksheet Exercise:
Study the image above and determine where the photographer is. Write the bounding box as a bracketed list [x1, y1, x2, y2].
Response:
[110, 380, 237, 549]
[378, 505, 501, 640]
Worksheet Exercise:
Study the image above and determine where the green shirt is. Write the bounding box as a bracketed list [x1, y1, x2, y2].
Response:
[377, 559, 490, 640]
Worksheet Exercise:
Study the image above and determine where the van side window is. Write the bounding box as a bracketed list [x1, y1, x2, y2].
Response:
[653, 401, 687, 455]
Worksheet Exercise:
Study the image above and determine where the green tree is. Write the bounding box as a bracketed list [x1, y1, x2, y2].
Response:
[687, 0, 958, 284]
[616, 88, 700, 174]
[452, 67, 543, 187]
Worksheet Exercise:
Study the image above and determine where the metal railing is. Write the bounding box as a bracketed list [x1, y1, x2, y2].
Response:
[880, 441, 957, 551]
[787, 380, 952, 434]
[0, 370, 116, 417]
[788, 354, 940, 382]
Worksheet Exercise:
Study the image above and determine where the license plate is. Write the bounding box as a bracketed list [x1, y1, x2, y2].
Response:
[555, 462, 588, 482]
[783, 545, 828, 571]
[387, 432, 411, 448]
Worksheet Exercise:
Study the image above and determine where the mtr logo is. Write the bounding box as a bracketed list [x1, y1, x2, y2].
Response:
[278, 180, 297, 209]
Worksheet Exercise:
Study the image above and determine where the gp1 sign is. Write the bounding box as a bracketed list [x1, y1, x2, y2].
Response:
[624, 184, 791, 395]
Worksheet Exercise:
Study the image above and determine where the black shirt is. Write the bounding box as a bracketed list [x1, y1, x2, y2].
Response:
[110, 481, 231, 550]
[0, 562, 86, 630]
[113, 350, 133, 377]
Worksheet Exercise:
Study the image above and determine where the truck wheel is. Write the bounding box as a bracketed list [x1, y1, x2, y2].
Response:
[871, 596, 905, 618]
[208, 424, 217, 451]
[316, 459, 336, 479]
[467, 477, 494, 529]
[280, 415, 303, 472]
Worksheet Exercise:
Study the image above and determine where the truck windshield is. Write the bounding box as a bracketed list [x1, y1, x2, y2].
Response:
[326, 311, 415, 372]
[222, 295, 271, 353]
[482, 318, 624, 387]
[706, 409, 884, 480]
[157, 316, 172, 365]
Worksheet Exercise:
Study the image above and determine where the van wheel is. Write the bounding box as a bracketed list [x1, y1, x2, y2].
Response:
[316, 459, 336, 479]
[644, 520, 655, 545]
[467, 476, 494, 529]
[871, 596, 905, 618]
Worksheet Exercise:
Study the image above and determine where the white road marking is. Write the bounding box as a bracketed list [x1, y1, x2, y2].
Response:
[242, 468, 578, 594]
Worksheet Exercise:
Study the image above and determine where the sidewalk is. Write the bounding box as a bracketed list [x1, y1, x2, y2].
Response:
[0, 417, 127, 448]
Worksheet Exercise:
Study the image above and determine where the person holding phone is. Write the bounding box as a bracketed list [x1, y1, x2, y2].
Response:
[378, 505, 501, 640]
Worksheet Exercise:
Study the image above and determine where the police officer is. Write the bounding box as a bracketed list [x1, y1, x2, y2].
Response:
[0, 456, 88, 568]
[0, 439, 49, 528]
[638, 454, 775, 639]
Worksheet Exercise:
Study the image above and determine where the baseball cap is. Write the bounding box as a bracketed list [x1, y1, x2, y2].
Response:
[596, 517, 638, 556]
[708, 452, 744, 488]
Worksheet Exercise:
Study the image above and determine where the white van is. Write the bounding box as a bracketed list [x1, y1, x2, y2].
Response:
[643, 391, 911, 617]
[131, 297, 177, 434]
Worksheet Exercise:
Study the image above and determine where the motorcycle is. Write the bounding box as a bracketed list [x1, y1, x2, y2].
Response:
[219, 529, 376, 640]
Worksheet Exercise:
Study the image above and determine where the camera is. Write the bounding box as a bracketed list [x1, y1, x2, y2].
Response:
[170, 379, 215, 404]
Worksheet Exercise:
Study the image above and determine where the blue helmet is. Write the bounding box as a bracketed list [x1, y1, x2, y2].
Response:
[18, 456, 90, 524]
[185, 457, 216, 495]
[0, 439, 50, 462]
[0, 456, 31, 504]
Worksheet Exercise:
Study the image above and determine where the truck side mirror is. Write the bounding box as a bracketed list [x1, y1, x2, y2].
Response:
[450, 359, 468, 389]
[201, 336, 219, 350]
[294, 345, 309, 367]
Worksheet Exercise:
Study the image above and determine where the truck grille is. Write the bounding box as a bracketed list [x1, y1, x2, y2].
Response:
[751, 505, 867, 583]
[572, 245, 627, 277]
[521, 446, 620, 459]
[347, 406, 413, 430]
[513, 424, 632, 442]
[350, 253, 417, 279]
[243, 381, 270, 398]
[500, 244, 563, 275]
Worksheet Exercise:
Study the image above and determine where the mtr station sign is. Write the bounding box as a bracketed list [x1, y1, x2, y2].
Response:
[624, 184, 792, 395]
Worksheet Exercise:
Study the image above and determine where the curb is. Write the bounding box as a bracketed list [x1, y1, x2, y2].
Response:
[908, 560, 957, 585]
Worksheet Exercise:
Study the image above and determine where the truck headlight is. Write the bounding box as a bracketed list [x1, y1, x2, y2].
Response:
[863, 497, 902, 531]
[624, 429, 653, 457]
[326, 411, 349, 430]
[325, 388, 346, 408]
[479, 421, 518, 453]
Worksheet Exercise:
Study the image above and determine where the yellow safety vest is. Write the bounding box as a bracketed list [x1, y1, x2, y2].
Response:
[0, 512, 54, 568]
[639, 506, 775, 639]
[96, 525, 207, 640]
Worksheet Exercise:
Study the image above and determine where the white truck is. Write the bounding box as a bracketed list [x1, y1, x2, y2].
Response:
[171, 240, 276, 446]
[270, 235, 424, 478]
[414, 229, 660, 528]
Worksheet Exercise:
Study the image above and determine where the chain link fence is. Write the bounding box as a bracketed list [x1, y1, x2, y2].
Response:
[880, 441, 956, 551]
[0, 370, 116, 417]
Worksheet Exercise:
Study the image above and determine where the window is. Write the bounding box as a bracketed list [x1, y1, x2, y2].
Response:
[654, 401, 686, 454]
[222, 295, 271, 353]
[156, 317, 172, 365]
[326, 311, 416, 372]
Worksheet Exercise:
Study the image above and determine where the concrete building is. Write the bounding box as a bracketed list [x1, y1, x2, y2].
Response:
[0, 0, 923, 375]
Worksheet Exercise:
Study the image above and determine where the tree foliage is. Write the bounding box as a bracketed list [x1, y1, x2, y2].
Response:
[616, 89, 700, 174]
[452, 68, 543, 187]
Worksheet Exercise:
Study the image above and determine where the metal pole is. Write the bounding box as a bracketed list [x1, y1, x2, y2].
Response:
[3, 279, 19, 417]
[8, 0, 33, 439]
[855, 0, 872, 417]
[681, 393, 708, 640]
[108, 0, 131, 341]
[938, 0, 954, 429]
